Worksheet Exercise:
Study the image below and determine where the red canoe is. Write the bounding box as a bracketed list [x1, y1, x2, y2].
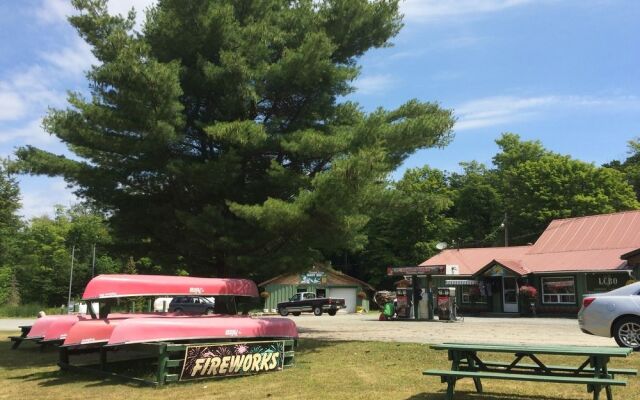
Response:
[61, 313, 183, 347]
[27, 315, 82, 340]
[26, 275, 294, 349]
[82, 274, 259, 300]
[104, 316, 298, 346]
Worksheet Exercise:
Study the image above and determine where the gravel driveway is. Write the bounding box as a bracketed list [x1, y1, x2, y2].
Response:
[0, 319, 33, 331]
[284, 313, 618, 346]
[0, 314, 618, 347]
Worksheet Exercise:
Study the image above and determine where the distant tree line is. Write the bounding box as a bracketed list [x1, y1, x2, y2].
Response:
[0, 161, 165, 306]
[334, 133, 640, 287]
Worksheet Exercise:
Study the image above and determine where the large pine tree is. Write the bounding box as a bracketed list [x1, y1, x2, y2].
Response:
[16, 0, 454, 279]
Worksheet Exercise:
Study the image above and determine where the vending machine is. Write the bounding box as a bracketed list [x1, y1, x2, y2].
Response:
[436, 287, 458, 321]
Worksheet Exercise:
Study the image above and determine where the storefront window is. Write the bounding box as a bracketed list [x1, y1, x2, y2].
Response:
[541, 277, 576, 304]
[461, 285, 487, 304]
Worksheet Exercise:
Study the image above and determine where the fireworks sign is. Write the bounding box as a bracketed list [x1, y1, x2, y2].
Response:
[180, 341, 285, 380]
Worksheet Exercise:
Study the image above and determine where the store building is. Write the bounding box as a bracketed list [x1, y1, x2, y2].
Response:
[420, 210, 640, 316]
[260, 267, 374, 313]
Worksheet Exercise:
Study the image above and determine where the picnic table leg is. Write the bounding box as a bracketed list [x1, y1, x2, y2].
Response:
[592, 385, 601, 400]
[466, 353, 483, 393]
[590, 356, 613, 400]
[445, 376, 456, 400]
[11, 339, 21, 350]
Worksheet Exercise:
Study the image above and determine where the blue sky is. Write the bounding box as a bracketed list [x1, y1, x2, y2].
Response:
[1, 0, 639, 217]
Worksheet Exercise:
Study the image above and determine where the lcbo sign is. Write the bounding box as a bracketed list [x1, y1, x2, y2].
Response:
[586, 273, 627, 293]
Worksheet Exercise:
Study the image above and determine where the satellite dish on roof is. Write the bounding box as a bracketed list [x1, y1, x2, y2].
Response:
[436, 242, 448, 250]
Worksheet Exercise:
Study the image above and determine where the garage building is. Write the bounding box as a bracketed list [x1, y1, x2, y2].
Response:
[260, 267, 374, 313]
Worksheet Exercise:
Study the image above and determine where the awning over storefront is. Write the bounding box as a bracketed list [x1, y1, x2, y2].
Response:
[445, 280, 478, 286]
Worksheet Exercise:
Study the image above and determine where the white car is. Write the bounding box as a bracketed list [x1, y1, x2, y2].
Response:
[578, 282, 640, 349]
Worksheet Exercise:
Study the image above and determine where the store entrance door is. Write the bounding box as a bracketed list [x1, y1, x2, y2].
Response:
[502, 277, 519, 313]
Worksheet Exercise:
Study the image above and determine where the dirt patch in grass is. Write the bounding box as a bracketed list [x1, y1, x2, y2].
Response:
[1, 331, 638, 400]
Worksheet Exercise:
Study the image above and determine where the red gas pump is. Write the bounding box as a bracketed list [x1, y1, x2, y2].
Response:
[437, 287, 459, 321]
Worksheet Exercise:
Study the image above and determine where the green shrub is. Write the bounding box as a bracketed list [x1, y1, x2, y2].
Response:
[0, 303, 63, 318]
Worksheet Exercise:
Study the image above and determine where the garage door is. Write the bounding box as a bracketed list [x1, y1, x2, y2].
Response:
[328, 288, 357, 313]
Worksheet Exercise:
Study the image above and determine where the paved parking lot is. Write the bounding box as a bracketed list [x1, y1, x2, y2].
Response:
[1, 314, 618, 347]
[284, 313, 618, 346]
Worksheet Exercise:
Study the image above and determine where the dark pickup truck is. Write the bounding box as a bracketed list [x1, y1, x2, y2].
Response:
[277, 292, 346, 316]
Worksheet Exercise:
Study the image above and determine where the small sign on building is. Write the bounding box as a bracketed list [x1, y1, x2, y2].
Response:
[387, 265, 445, 276]
[586, 272, 629, 293]
[300, 271, 326, 284]
[446, 264, 460, 275]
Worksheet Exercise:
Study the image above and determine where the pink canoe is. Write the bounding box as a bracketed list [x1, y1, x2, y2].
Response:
[104, 316, 298, 346]
[26, 275, 294, 349]
[82, 274, 259, 300]
[61, 313, 182, 347]
[27, 315, 82, 340]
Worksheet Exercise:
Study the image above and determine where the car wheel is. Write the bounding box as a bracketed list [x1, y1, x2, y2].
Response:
[279, 308, 289, 317]
[205, 308, 214, 315]
[313, 307, 323, 316]
[613, 316, 640, 350]
[292, 312, 301, 316]
[328, 310, 337, 316]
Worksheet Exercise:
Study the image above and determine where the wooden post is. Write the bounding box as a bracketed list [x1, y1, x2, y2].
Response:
[156, 343, 169, 385]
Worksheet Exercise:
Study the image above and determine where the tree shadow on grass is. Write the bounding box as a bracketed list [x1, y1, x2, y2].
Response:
[406, 390, 584, 400]
[8, 370, 144, 388]
[295, 338, 340, 354]
[0, 342, 59, 368]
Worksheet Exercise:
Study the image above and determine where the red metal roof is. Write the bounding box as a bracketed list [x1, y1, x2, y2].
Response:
[530, 210, 640, 254]
[523, 249, 629, 272]
[419, 246, 530, 275]
[420, 210, 640, 275]
[491, 258, 529, 275]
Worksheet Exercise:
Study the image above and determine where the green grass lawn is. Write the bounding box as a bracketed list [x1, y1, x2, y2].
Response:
[1, 330, 639, 400]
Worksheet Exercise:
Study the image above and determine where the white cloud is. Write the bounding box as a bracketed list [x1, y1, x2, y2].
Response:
[355, 74, 395, 95]
[401, 0, 535, 22]
[108, 0, 157, 21]
[0, 91, 27, 122]
[35, 0, 157, 27]
[454, 95, 640, 131]
[19, 177, 78, 219]
[35, 0, 75, 24]
[0, 66, 66, 125]
[41, 38, 96, 76]
[0, 118, 56, 147]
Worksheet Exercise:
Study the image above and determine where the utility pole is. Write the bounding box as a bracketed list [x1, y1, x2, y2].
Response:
[67, 244, 76, 313]
[91, 243, 96, 277]
[504, 212, 509, 247]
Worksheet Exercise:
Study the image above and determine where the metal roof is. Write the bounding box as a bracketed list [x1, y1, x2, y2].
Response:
[420, 210, 640, 275]
[419, 246, 530, 275]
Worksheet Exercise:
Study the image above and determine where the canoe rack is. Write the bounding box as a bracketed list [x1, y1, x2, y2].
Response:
[58, 339, 296, 386]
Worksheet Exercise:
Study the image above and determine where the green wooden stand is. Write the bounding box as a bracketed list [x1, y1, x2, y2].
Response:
[58, 339, 296, 386]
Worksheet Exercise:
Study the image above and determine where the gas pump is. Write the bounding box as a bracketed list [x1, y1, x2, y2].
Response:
[395, 287, 411, 319]
[436, 287, 458, 321]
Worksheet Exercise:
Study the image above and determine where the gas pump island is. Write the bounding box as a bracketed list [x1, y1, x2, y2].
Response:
[386, 265, 446, 321]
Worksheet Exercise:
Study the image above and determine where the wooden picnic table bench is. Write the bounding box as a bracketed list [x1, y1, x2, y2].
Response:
[9, 325, 32, 349]
[424, 343, 636, 400]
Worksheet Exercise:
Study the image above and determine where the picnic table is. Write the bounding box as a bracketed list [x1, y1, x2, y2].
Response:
[424, 343, 636, 400]
[9, 325, 32, 349]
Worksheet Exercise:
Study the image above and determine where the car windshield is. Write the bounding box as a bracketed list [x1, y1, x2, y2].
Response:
[603, 282, 640, 296]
